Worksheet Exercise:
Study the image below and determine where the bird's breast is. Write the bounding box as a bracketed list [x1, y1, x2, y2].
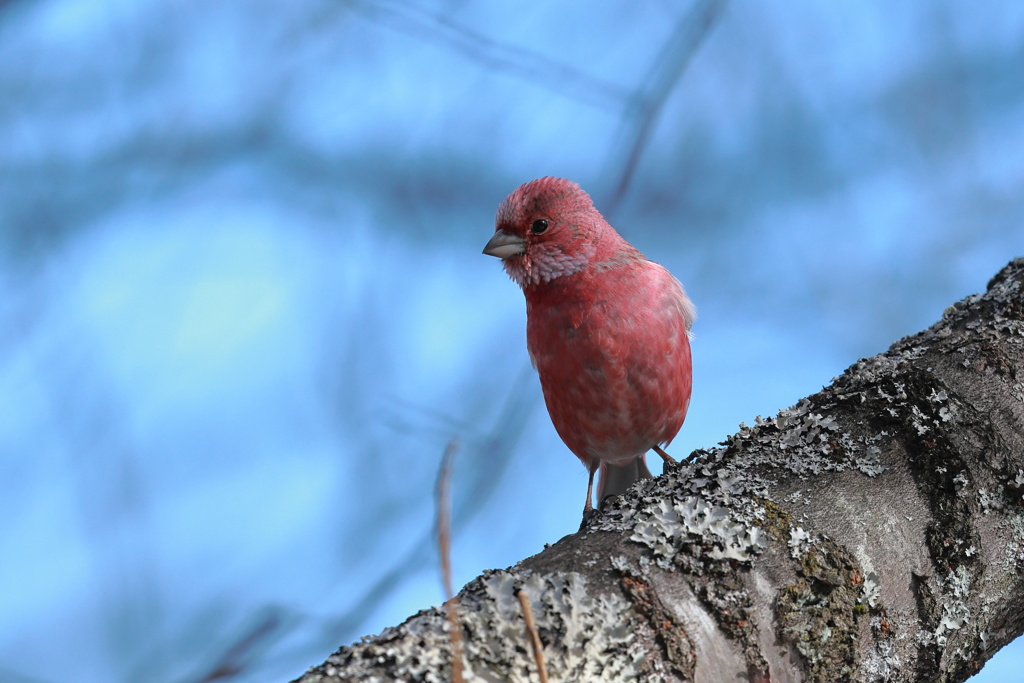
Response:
[524, 267, 693, 464]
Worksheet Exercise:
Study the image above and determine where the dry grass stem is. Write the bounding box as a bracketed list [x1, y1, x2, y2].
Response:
[436, 438, 464, 683]
[515, 589, 549, 683]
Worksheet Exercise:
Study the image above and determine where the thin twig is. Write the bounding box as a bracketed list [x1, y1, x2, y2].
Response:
[436, 438, 464, 683]
[605, 0, 728, 214]
[345, 0, 629, 111]
[515, 589, 549, 683]
[323, 375, 535, 642]
[192, 609, 283, 682]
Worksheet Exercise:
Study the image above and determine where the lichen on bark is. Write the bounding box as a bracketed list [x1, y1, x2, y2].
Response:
[293, 259, 1024, 683]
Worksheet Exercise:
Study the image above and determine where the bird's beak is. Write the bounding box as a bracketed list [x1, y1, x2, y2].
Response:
[482, 230, 526, 259]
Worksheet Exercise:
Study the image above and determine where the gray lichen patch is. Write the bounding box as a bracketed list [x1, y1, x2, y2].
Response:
[632, 496, 768, 564]
[466, 571, 643, 681]
[594, 462, 770, 569]
[678, 398, 892, 488]
[930, 566, 972, 648]
[913, 561, 993, 680]
[860, 616, 900, 681]
[1000, 468, 1024, 510]
[1004, 512, 1024, 569]
[294, 569, 643, 683]
[788, 526, 812, 559]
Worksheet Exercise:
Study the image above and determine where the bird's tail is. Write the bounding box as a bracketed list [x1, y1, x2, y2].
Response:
[597, 456, 653, 509]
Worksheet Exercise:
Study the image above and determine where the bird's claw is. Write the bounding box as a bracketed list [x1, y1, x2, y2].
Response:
[578, 506, 600, 532]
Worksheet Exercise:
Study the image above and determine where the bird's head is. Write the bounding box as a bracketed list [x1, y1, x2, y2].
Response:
[483, 177, 623, 289]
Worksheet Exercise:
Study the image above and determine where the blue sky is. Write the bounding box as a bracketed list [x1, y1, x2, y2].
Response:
[1, 1, 1022, 681]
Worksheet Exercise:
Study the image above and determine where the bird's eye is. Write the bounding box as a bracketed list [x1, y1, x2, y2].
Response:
[531, 219, 549, 234]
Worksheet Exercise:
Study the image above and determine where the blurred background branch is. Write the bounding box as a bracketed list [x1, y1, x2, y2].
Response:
[0, 1, 1021, 682]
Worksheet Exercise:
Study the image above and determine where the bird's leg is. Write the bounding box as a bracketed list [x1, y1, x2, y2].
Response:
[652, 444, 676, 465]
[579, 468, 597, 530]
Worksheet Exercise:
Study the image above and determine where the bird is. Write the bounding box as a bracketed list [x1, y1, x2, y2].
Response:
[483, 177, 695, 518]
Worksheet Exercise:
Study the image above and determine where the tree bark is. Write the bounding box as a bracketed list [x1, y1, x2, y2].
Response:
[294, 259, 1024, 683]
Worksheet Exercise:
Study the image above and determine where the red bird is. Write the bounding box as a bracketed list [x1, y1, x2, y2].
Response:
[483, 177, 695, 516]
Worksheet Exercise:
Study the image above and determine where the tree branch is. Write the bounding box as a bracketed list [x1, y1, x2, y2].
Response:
[293, 258, 1024, 682]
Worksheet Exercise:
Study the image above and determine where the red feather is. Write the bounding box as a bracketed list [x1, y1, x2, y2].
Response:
[484, 178, 695, 513]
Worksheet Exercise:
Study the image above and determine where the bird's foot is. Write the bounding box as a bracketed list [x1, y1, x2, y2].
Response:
[578, 505, 600, 532]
